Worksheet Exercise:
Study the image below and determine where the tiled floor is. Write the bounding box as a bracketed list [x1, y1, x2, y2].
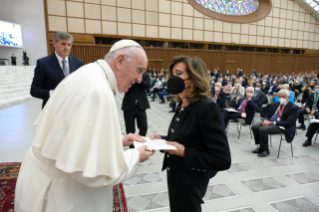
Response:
[1, 93, 319, 212]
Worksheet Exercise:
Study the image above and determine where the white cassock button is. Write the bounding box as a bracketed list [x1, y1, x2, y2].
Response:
[171, 129, 174, 133]
[167, 154, 170, 158]
[167, 167, 170, 171]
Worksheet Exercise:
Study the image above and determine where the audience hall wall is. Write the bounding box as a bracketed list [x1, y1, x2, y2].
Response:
[49, 44, 319, 75]
[46, 0, 319, 50]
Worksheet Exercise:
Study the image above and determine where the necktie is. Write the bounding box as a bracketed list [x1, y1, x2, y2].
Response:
[62, 59, 69, 77]
[239, 98, 247, 113]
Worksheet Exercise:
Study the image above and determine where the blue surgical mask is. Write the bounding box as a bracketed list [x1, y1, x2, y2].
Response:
[315, 89, 319, 94]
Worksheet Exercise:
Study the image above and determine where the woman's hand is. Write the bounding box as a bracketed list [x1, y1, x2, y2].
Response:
[166, 142, 185, 157]
[122, 133, 146, 147]
[150, 134, 161, 140]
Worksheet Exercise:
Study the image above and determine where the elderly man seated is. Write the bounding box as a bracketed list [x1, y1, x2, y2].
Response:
[251, 90, 299, 157]
[222, 87, 258, 128]
[211, 82, 226, 111]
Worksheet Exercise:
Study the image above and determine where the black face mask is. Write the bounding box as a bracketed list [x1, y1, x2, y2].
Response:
[167, 75, 190, 94]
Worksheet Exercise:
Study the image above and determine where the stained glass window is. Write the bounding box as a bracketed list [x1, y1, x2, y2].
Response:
[195, 0, 259, 16]
[303, 0, 319, 13]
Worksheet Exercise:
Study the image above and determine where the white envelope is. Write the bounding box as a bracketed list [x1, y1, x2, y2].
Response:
[133, 137, 177, 150]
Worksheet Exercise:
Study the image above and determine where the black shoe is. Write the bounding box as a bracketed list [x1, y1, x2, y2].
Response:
[169, 110, 176, 113]
[303, 140, 312, 147]
[257, 149, 270, 157]
[297, 125, 306, 130]
[252, 148, 262, 153]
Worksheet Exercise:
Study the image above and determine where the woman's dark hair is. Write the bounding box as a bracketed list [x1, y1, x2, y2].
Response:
[168, 56, 211, 104]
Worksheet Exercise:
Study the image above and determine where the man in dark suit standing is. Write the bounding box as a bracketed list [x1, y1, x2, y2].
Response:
[251, 90, 299, 157]
[30, 31, 83, 108]
[11, 54, 16, 66]
[122, 72, 151, 148]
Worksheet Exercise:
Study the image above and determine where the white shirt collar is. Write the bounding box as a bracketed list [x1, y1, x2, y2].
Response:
[55, 51, 68, 64]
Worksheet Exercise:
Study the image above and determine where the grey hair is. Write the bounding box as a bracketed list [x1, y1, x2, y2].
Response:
[284, 84, 289, 89]
[247, 86, 254, 92]
[53, 31, 74, 43]
[215, 82, 221, 87]
[104, 46, 141, 63]
[278, 89, 290, 97]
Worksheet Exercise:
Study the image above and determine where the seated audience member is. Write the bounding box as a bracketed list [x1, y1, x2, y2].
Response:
[293, 77, 302, 101]
[222, 87, 258, 128]
[150, 77, 164, 101]
[261, 81, 269, 94]
[254, 82, 268, 113]
[223, 82, 233, 95]
[157, 82, 169, 104]
[268, 80, 278, 97]
[303, 100, 319, 146]
[229, 79, 245, 107]
[212, 82, 226, 111]
[251, 90, 299, 157]
[297, 84, 319, 130]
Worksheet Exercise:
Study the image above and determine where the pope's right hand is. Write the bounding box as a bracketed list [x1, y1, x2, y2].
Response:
[138, 146, 155, 162]
[149, 134, 161, 140]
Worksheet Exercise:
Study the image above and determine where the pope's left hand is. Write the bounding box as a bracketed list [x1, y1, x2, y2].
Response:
[122, 133, 146, 147]
[166, 142, 185, 157]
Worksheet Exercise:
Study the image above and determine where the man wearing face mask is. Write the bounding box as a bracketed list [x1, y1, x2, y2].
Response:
[261, 81, 269, 94]
[301, 81, 314, 108]
[268, 80, 278, 97]
[297, 84, 319, 130]
[222, 87, 258, 128]
[251, 90, 299, 157]
[254, 83, 268, 113]
[211, 82, 226, 111]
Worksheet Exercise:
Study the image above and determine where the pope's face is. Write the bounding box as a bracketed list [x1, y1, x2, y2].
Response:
[118, 48, 148, 92]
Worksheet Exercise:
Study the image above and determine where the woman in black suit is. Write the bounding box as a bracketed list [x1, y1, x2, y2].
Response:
[150, 56, 231, 212]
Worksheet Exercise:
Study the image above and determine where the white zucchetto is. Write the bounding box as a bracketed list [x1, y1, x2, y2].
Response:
[109, 39, 142, 53]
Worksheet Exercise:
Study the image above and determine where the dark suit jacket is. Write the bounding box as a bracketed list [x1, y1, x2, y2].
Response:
[30, 53, 83, 108]
[211, 89, 226, 111]
[121, 73, 150, 111]
[301, 89, 310, 105]
[161, 97, 231, 185]
[255, 91, 268, 112]
[305, 93, 318, 110]
[237, 97, 258, 125]
[264, 101, 299, 143]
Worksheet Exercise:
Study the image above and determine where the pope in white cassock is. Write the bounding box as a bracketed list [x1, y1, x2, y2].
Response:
[14, 40, 154, 212]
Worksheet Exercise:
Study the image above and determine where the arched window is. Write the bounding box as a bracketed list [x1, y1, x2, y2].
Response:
[188, 0, 271, 23]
